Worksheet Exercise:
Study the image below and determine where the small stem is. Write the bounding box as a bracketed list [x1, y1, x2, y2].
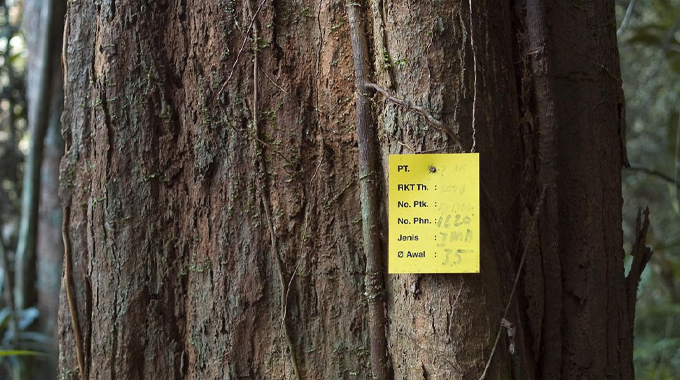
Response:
[346, 2, 389, 379]
[365, 82, 459, 144]
[218, 0, 269, 97]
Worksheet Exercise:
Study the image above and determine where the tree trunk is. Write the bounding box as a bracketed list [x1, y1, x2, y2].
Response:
[59, 1, 645, 379]
[23, 0, 67, 376]
[16, 0, 64, 313]
[35, 59, 65, 380]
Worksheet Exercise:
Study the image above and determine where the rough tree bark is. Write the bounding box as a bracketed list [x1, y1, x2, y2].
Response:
[59, 1, 648, 379]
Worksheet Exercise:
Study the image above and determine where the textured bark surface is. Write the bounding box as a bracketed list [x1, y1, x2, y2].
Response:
[58, 1, 638, 379]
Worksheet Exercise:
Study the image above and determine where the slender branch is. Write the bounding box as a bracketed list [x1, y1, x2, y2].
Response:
[346, 2, 389, 379]
[617, 0, 637, 37]
[217, 0, 268, 97]
[63, 205, 85, 380]
[479, 187, 546, 380]
[526, 0, 563, 377]
[260, 66, 289, 95]
[624, 166, 675, 184]
[365, 82, 459, 143]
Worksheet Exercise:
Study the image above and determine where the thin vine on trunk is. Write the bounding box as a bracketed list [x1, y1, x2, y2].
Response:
[346, 1, 389, 378]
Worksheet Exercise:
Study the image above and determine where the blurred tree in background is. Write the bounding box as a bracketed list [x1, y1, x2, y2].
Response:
[618, 0, 680, 378]
[0, 0, 64, 378]
[0, 0, 37, 377]
[0, 1, 27, 247]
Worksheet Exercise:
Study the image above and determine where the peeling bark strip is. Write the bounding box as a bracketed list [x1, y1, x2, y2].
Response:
[346, 1, 389, 378]
[526, 0, 563, 377]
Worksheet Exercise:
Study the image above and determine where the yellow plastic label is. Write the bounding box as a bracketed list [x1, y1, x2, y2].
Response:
[389, 153, 480, 274]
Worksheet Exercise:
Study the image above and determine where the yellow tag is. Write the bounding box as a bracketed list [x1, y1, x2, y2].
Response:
[389, 153, 480, 274]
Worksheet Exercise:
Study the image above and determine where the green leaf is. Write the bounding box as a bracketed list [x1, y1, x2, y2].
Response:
[0, 350, 43, 357]
[17, 307, 38, 330]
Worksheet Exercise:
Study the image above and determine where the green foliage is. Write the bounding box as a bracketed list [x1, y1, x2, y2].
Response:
[0, 1, 28, 231]
[0, 297, 50, 375]
[618, 0, 680, 377]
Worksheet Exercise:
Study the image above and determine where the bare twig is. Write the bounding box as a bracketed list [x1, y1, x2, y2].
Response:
[479, 187, 547, 380]
[346, 2, 389, 379]
[365, 82, 459, 143]
[260, 67, 289, 95]
[218, 0, 268, 97]
[396, 140, 416, 153]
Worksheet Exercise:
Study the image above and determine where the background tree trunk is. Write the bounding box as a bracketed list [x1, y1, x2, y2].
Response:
[24, 0, 66, 377]
[58, 1, 643, 379]
[35, 63, 65, 380]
